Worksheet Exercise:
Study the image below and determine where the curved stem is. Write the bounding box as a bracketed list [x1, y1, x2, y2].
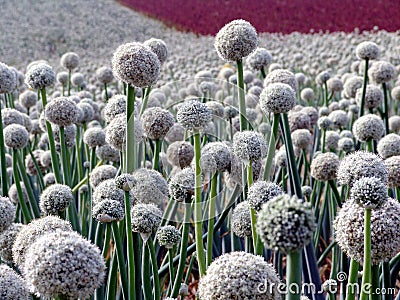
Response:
[13, 149, 32, 223]
[383, 82, 390, 134]
[111, 221, 129, 300]
[147, 237, 161, 300]
[0, 98, 8, 195]
[359, 59, 369, 118]
[263, 113, 280, 180]
[41, 88, 62, 183]
[170, 203, 192, 297]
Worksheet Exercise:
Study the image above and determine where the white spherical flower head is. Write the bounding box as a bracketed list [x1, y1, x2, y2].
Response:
[0, 62, 17, 94]
[257, 194, 315, 253]
[214, 19, 258, 62]
[60, 52, 80, 70]
[39, 184, 73, 215]
[96, 66, 114, 84]
[233, 130, 267, 164]
[259, 82, 296, 114]
[352, 114, 384, 142]
[337, 151, 388, 187]
[25, 63, 55, 90]
[0, 264, 31, 300]
[264, 69, 298, 92]
[3, 124, 29, 149]
[246, 47, 272, 71]
[368, 61, 396, 84]
[176, 99, 212, 130]
[231, 201, 252, 238]
[45, 96, 79, 127]
[141, 107, 175, 140]
[350, 176, 387, 209]
[112, 42, 160, 88]
[356, 41, 380, 60]
[23, 230, 105, 299]
[377, 133, 400, 159]
[198, 251, 281, 300]
[143, 38, 168, 64]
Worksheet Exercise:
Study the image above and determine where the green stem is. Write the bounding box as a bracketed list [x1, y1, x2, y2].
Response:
[152, 139, 162, 172]
[359, 59, 369, 118]
[236, 59, 247, 131]
[106, 248, 118, 300]
[104, 83, 109, 102]
[371, 264, 380, 300]
[41, 88, 62, 183]
[345, 259, 360, 300]
[360, 208, 372, 300]
[286, 250, 302, 300]
[193, 129, 206, 277]
[13, 149, 32, 223]
[139, 86, 152, 116]
[111, 221, 129, 300]
[281, 113, 303, 198]
[124, 191, 136, 300]
[0, 98, 8, 195]
[168, 248, 176, 287]
[206, 173, 217, 266]
[382, 261, 392, 300]
[147, 237, 161, 300]
[67, 70, 71, 96]
[171, 203, 191, 298]
[126, 85, 135, 173]
[133, 232, 143, 300]
[142, 242, 152, 300]
[367, 139, 374, 153]
[59, 126, 70, 186]
[321, 129, 326, 153]
[263, 113, 280, 180]
[383, 82, 390, 134]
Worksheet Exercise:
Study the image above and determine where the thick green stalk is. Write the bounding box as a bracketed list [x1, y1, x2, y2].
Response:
[106, 249, 118, 300]
[142, 242, 152, 300]
[281, 113, 303, 198]
[171, 203, 191, 298]
[168, 248, 175, 287]
[382, 82, 390, 134]
[321, 129, 326, 153]
[41, 88, 62, 183]
[248, 162, 260, 254]
[13, 150, 32, 223]
[236, 59, 247, 131]
[359, 59, 369, 118]
[193, 129, 206, 277]
[382, 261, 392, 300]
[59, 126, 70, 186]
[360, 208, 372, 300]
[147, 237, 161, 300]
[15, 153, 40, 218]
[152, 139, 162, 172]
[133, 232, 143, 300]
[0, 99, 8, 195]
[126, 85, 136, 173]
[263, 113, 280, 180]
[206, 174, 218, 266]
[371, 264, 380, 300]
[124, 191, 136, 300]
[139, 86, 152, 116]
[111, 221, 129, 300]
[286, 250, 302, 300]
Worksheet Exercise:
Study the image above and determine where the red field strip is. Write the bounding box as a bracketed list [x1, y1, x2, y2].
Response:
[119, 0, 400, 35]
